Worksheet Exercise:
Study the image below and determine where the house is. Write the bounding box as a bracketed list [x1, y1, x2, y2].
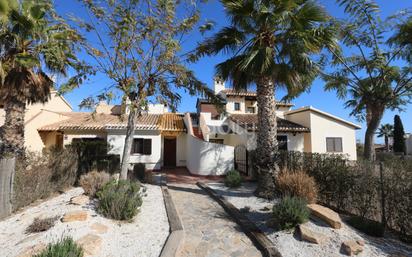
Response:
[0, 91, 74, 152]
[1, 78, 361, 175]
[196, 78, 361, 161]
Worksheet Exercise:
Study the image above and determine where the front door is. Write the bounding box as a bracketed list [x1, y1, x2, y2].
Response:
[163, 137, 176, 167]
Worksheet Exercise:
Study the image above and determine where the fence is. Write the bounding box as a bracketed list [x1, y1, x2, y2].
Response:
[276, 151, 411, 242]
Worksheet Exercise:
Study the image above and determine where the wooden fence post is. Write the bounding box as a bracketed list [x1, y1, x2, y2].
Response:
[378, 162, 386, 232]
[0, 157, 15, 219]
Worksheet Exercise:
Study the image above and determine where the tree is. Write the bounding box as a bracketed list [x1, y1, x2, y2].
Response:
[377, 123, 393, 152]
[0, 0, 89, 157]
[323, 0, 412, 160]
[194, 0, 337, 198]
[75, 0, 217, 180]
[393, 115, 406, 154]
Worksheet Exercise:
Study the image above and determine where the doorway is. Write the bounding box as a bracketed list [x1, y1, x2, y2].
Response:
[163, 137, 177, 167]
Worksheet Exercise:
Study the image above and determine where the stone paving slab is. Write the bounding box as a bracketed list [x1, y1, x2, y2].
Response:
[168, 184, 262, 257]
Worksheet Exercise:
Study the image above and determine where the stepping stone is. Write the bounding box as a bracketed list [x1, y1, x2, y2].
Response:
[77, 234, 102, 256]
[17, 243, 46, 257]
[70, 195, 90, 205]
[298, 224, 327, 244]
[307, 204, 342, 229]
[61, 211, 88, 222]
[90, 222, 109, 234]
[341, 240, 363, 256]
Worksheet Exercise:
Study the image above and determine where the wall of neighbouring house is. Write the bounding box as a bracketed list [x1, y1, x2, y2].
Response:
[107, 130, 162, 170]
[23, 92, 73, 151]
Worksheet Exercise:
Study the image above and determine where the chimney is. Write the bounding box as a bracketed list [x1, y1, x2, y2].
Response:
[214, 76, 225, 95]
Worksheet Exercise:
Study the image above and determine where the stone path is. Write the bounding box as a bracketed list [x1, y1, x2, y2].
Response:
[168, 183, 262, 257]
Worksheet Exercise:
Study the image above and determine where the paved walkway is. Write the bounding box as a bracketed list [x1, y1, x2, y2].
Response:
[168, 183, 262, 257]
[163, 168, 224, 184]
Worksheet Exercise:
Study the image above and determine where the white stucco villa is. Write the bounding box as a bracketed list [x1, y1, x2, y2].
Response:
[3, 78, 361, 176]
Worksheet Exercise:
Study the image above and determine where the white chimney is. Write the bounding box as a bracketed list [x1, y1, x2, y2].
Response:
[214, 76, 225, 95]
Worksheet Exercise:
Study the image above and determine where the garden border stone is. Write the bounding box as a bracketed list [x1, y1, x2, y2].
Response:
[159, 176, 184, 257]
[197, 182, 282, 257]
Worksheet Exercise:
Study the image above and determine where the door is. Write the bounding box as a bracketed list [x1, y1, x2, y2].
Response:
[234, 145, 248, 175]
[163, 137, 177, 167]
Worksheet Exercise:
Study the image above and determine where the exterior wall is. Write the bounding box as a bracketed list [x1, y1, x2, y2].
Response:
[183, 112, 234, 175]
[176, 134, 187, 167]
[185, 135, 234, 175]
[63, 130, 107, 146]
[225, 96, 246, 114]
[107, 130, 163, 170]
[286, 111, 358, 160]
[279, 133, 305, 152]
[285, 111, 312, 152]
[406, 134, 412, 155]
[198, 103, 220, 119]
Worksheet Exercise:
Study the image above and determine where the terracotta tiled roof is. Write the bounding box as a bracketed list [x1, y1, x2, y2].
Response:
[221, 89, 293, 106]
[158, 113, 186, 132]
[229, 114, 309, 132]
[38, 112, 186, 132]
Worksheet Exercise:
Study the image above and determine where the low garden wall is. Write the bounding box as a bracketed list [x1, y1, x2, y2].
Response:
[276, 151, 412, 242]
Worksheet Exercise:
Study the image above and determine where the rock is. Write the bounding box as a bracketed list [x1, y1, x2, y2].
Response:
[389, 253, 408, 257]
[341, 240, 363, 256]
[298, 224, 327, 244]
[356, 239, 365, 246]
[77, 234, 102, 256]
[70, 195, 90, 205]
[61, 211, 88, 222]
[307, 204, 342, 229]
[17, 243, 46, 257]
[90, 222, 109, 234]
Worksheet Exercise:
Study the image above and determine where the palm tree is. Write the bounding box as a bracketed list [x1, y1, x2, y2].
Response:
[323, 0, 412, 161]
[195, 0, 337, 198]
[0, 0, 88, 156]
[377, 123, 393, 152]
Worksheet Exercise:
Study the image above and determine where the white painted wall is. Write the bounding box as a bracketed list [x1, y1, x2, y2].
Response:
[286, 110, 358, 160]
[406, 134, 412, 155]
[107, 130, 163, 170]
[63, 130, 107, 146]
[176, 134, 187, 167]
[185, 135, 234, 175]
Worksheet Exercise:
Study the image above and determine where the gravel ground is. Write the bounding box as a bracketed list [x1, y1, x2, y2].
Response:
[0, 184, 169, 257]
[208, 182, 412, 257]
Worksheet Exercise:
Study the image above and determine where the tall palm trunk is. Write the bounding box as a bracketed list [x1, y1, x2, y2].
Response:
[254, 76, 278, 199]
[0, 99, 25, 157]
[120, 106, 137, 180]
[363, 106, 384, 160]
[384, 136, 389, 152]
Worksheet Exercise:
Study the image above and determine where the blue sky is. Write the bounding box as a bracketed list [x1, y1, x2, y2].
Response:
[55, 0, 412, 143]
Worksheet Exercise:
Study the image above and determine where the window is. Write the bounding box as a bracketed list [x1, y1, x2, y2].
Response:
[131, 138, 152, 155]
[246, 107, 255, 113]
[209, 139, 224, 144]
[326, 137, 342, 152]
[277, 135, 288, 151]
[234, 102, 240, 111]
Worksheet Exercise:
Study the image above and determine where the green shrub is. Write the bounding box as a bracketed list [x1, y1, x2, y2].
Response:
[79, 171, 111, 197]
[34, 237, 83, 257]
[224, 170, 242, 188]
[96, 180, 143, 220]
[347, 216, 385, 237]
[133, 163, 146, 182]
[272, 197, 309, 230]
